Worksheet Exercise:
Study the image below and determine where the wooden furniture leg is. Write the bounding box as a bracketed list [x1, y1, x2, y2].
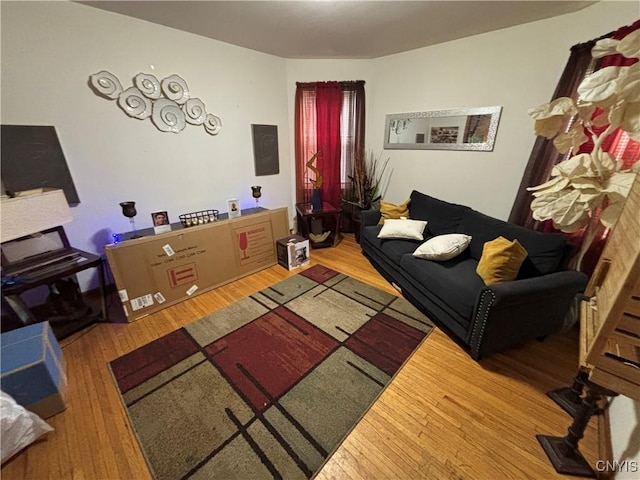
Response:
[547, 369, 589, 418]
[537, 381, 617, 477]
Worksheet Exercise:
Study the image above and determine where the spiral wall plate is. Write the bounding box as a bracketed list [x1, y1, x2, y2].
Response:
[118, 87, 152, 119]
[90, 70, 123, 100]
[89, 70, 221, 135]
[134, 73, 161, 99]
[204, 114, 222, 135]
[152, 99, 186, 133]
[183, 98, 207, 125]
[161, 74, 189, 104]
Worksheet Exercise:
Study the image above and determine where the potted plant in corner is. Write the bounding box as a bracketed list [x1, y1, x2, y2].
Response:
[342, 149, 391, 241]
[526, 30, 640, 271]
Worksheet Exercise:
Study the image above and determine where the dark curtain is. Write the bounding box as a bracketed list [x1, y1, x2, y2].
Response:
[508, 42, 596, 228]
[341, 81, 366, 191]
[508, 19, 640, 229]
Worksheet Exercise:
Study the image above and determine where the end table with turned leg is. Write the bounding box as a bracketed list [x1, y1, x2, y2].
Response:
[295, 202, 342, 248]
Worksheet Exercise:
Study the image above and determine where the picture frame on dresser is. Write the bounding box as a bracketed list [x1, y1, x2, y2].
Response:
[151, 211, 171, 234]
[227, 198, 241, 218]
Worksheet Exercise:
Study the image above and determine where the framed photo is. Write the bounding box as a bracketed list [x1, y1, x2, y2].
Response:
[151, 211, 171, 234]
[430, 126, 459, 144]
[227, 198, 241, 219]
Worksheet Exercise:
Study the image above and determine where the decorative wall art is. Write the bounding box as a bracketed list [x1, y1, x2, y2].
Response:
[89, 71, 222, 135]
[1, 125, 80, 204]
[251, 124, 279, 176]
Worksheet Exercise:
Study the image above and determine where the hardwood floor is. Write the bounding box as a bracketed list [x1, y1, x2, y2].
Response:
[1, 235, 600, 479]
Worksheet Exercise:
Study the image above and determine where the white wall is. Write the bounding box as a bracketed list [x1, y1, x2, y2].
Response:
[1, 1, 293, 292]
[608, 396, 640, 479]
[367, 0, 638, 219]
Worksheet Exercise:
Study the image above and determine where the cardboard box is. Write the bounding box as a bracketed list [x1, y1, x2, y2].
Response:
[105, 208, 290, 321]
[276, 235, 310, 271]
[0, 322, 67, 419]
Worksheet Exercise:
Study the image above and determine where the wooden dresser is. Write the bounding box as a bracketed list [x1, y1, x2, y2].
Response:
[537, 173, 640, 478]
[579, 173, 640, 402]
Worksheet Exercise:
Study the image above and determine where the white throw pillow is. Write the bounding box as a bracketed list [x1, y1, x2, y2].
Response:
[377, 218, 428, 241]
[413, 233, 472, 261]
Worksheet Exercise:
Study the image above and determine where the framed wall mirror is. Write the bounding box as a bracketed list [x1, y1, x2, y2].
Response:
[384, 106, 502, 151]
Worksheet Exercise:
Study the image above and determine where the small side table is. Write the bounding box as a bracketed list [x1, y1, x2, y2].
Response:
[296, 202, 342, 248]
[2, 249, 108, 328]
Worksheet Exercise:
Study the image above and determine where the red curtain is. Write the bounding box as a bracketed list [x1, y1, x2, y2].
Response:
[576, 20, 639, 157]
[509, 20, 640, 275]
[294, 87, 317, 203]
[295, 81, 365, 206]
[570, 21, 640, 274]
[510, 20, 640, 229]
[315, 82, 343, 207]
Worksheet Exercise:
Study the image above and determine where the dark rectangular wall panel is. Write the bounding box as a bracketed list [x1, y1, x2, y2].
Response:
[251, 124, 279, 176]
[1, 125, 80, 204]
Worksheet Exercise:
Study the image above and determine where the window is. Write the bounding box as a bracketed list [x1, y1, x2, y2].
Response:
[294, 81, 365, 207]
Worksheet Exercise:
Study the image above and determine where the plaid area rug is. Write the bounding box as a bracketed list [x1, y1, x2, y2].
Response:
[109, 264, 434, 480]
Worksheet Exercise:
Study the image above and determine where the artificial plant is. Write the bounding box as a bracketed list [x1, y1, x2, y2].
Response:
[526, 29, 640, 268]
[345, 150, 390, 209]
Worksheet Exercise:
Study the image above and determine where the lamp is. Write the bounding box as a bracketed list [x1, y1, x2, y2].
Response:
[0, 188, 73, 243]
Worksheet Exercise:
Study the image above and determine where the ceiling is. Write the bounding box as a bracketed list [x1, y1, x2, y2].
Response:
[78, 1, 596, 59]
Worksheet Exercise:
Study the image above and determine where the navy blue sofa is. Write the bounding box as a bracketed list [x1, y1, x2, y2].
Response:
[360, 190, 588, 360]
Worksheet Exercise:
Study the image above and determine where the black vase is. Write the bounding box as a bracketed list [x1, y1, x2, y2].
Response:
[251, 186, 262, 208]
[119, 201, 141, 238]
[311, 188, 322, 211]
[119, 201, 137, 218]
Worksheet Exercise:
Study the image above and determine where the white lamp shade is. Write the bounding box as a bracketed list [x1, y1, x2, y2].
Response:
[1, 188, 73, 243]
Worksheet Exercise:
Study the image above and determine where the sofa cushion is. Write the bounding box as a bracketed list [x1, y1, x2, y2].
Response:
[378, 199, 410, 224]
[378, 218, 427, 240]
[413, 233, 472, 261]
[476, 236, 528, 285]
[408, 190, 467, 236]
[400, 254, 485, 330]
[457, 208, 566, 276]
[362, 225, 422, 266]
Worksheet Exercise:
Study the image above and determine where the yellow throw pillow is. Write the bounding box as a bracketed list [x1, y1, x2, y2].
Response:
[378, 199, 410, 225]
[476, 236, 528, 285]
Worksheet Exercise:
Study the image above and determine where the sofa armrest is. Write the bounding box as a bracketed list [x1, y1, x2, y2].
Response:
[468, 270, 588, 360]
[361, 209, 381, 227]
